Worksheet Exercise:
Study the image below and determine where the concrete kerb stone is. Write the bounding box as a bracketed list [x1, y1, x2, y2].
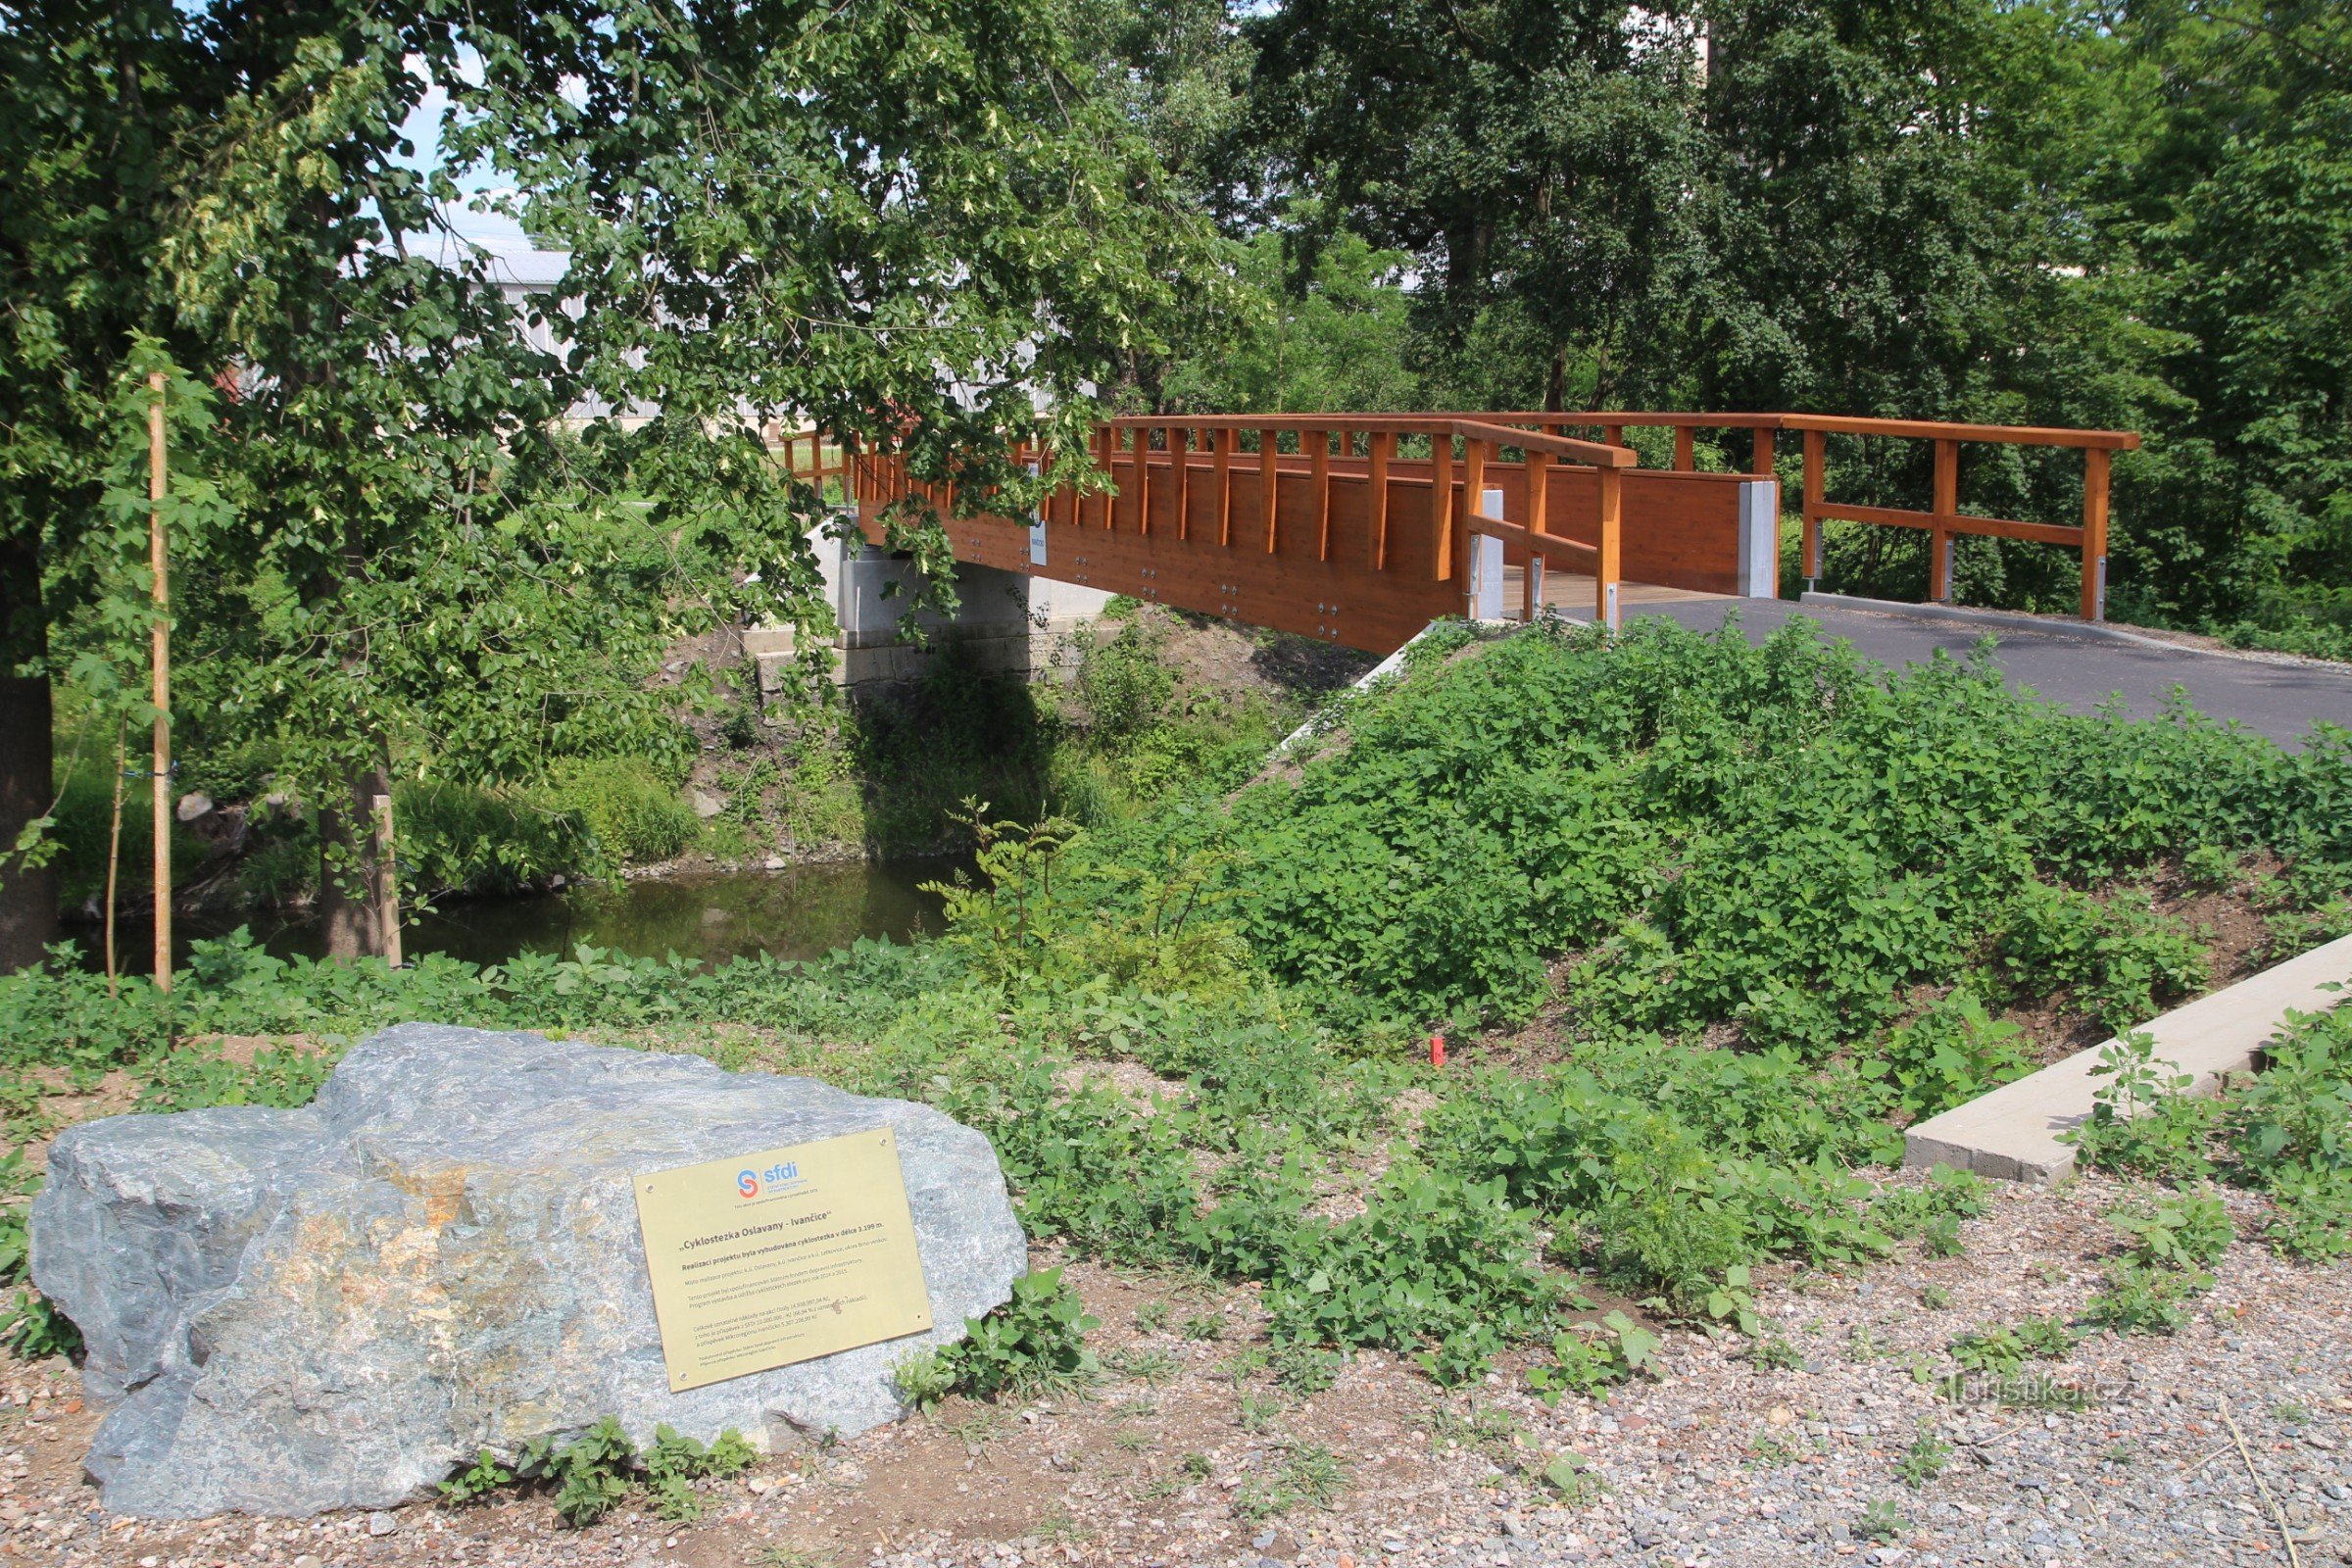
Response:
[1904, 931, 2352, 1184]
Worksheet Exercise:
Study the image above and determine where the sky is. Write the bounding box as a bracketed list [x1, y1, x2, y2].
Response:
[398, 54, 564, 268]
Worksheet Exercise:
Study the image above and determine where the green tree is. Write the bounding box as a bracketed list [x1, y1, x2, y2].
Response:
[2093, 0, 2352, 626]
[1244, 0, 1716, 411]
[1, 0, 1219, 965]
[1158, 218, 1418, 412]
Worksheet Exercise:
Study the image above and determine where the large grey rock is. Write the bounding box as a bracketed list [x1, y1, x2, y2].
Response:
[29, 1023, 1026, 1519]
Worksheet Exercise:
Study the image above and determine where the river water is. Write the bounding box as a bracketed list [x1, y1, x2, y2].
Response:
[87, 860, 957, 975]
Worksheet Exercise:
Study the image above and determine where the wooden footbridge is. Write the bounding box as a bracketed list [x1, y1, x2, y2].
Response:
[783, 413, 2139, 658]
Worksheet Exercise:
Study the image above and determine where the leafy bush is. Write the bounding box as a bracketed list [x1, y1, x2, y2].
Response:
[2084, 1194, 2226, 1336]
[1865, 990, 2034, 1119]
[543, 758, 698, 868]
[1059, 618, 2349, 1047]
[488, 1415, 755, 1527]
[526, 1417, 639, 1527]
[894, 1267, 1100, 1408]
[2069, 1032, 2222, 1183]
[1526, 1310, 1663, 1404]
[2109, 1191, 2234, 1270]
[2084, 1259, 2208, 1335]
[1993, 882, 2208, 1033]
[2072, 1003, 2352, 1259]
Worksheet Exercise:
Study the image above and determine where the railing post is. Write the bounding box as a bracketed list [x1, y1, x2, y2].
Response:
[1461, 437, 1490, 617]
[1214, 427, 1235, 546]
[1801, 429, 1826, 587]
[2082, 446, 2110, 621]
[1307, 427, 1331, 560]
[1750, 427, 1775, 476]
[1094, 426, 1115, 529]
[1674, 425, 1695, 472]
[1369, 431, 1394, 570]
[1522, 450, 1550, 621]
[1133, 426, 1153, 537]
[1170, 426, 1190, 540]
[1930, 437, 1958, 603]
[1596, 464, 1622, 629]
[1258, 427, 1280, 553]
[1430, 430, 1454, 581]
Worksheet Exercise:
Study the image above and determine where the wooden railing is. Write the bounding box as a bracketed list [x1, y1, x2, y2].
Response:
[851, 416, 1641, 625]
[771, 427, 855, 500]
[1418, 412, 2139, 621]
[808, 410, 2140, 632]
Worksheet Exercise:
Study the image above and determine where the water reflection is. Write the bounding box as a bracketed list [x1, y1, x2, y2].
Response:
[88, 860, 958, 974]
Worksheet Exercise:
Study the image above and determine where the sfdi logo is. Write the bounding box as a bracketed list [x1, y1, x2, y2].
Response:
[736, 1160, 801, 1200]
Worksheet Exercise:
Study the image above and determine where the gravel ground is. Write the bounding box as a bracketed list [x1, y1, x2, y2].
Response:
[4, 1168, 2345, 1568]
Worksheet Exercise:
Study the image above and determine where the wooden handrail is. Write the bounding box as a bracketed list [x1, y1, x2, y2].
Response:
[1406, 411, 2141, 452]
[1110, 415, 1635, 468]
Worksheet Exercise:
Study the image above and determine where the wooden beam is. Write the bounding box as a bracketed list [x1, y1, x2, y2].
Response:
[1472, 513, 1596, 562]
[1215, 427, 1235, 546]
[1449, 418, 1634, 467]
[1134, 427, 1153, 537]
[1461, 437, 1489, 615]
[1308, 428, 1331, 560]
[1596, 464, 1623, 629]
[1369, 431, 1394, 570]
[1171, 427, 1190, 541]
[1095, 426, 1115, 529]
[1801, 429, 1826, 579]
[1778, 413, 2139, 451]
[1430, 432, 1454, 581]
[1259, 428, 1280, 554]
[1751, 427, 1775, 475]
[1930, 437, 1958, 602]
[1809, 500, 2085, 547]
[1522, 450, 1550, 620]
[1674, 425, 1695, 472]
[2081, 446, 2110, 622]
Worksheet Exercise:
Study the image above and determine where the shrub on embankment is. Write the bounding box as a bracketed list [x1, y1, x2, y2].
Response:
[1052, 616, 2352, 1042]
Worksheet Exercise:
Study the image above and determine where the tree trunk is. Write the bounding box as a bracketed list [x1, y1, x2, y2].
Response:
[0, 674, 58, 974]
[0, 528, 57, 974]
[317, 763, 397, 961]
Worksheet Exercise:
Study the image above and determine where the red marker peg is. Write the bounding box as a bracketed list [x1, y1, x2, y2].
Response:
[1429, 1033, 1446, 1068]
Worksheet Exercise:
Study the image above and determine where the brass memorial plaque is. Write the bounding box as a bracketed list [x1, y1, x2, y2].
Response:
[632, 1128, 933, 1392]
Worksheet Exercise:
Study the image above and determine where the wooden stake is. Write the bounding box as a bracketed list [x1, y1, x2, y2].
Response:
[147, 370, 172, 992]
[372, 792, 404, 968]
[105, 725, 124, 1000]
